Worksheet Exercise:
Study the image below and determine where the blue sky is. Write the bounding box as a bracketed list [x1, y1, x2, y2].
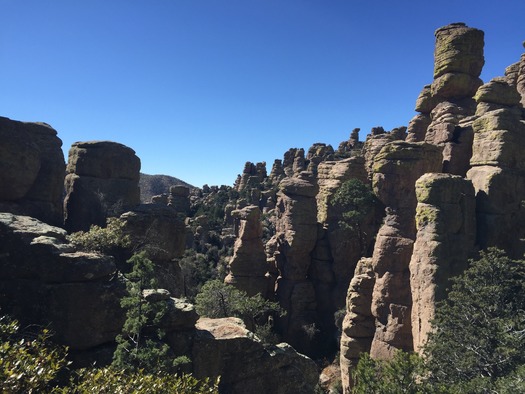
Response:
[1, 1, 524, 187]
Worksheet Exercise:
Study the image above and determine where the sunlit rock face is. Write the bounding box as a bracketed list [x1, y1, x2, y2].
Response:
[0, 116, 65, 226]
[64, 140, 141, 232]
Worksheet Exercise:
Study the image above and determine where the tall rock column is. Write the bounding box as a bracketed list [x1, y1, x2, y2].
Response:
[313, 157, 379, 338]
[467, 106, 525, 258]
[64, 141, 141, 232]
[409, 173, 476, 352]
[369, 141, 442, 359]
[224, 205, 269, 297]
[339, 257, 375, 393]
[407, 23, 485, 176]
[267, 173, 318, 354]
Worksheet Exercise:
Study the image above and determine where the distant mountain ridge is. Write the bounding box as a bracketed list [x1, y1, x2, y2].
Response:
[139, 173, 195, 203]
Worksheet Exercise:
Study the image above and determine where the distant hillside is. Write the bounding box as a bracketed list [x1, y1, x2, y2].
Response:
[139, 173, 195, 203]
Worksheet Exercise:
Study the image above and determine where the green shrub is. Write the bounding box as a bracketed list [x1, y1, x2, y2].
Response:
[0, 314, 70, 393]
[68, 217, 131, 254]
[70, 368, 219, 394]
[195, 280, 284, 336]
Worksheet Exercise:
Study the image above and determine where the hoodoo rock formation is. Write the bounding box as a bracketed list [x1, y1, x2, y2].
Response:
[267, 174, 319, 353]
[0, 117, 65, 226]
[409, 173, 476, 352]
[225, 205, 269, 296]
[64, 141, 141, 232]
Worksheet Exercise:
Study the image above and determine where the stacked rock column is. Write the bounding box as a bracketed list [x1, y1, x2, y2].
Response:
[409, 173, 476, 352]
[368, 141, 442, 359]
[224, 205, 269, 297]
[407, 23, 485, 176]
[267, 174, 318, 354]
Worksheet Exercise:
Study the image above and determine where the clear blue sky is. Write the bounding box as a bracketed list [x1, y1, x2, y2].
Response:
[2, 0, 524, 187]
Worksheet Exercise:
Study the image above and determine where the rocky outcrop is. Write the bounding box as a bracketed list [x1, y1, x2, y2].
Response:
[517, 50, 525, 106]
[282, 148, 306, 177]
[335, 129, 362, 158]
[432, 23, 484, 101]
[64, 141, 141, 232]
[267, 173, 319, 354]
[312, 157, 379, 343]
[363, 127, 407, 178]
[224, 205, 269, 296]
[407, 23, 485, 176]
[306, 143, 335, 174]
[409, 173, 476, 352]
[0, 213, 126, 351]
[168, 185, 191, 214]
[339, 257, 375, 392]
[193, 317, 318, 394]
[119, 204, 186, 296]
[369, 142, 442, 359]
[467, 107, 525, 258]
[0, 117, 65, 226]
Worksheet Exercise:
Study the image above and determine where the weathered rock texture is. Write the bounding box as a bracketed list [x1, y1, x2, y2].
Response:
[225, 205, 269, 296]
[408, 23, 484, 176]
[0, 117, 65, 226]
[339, 258, 375, 392]
[369, 142, 443, 359]
[267, 173, 319, 354]
[312, 157, 380, 344]
[119, 204, 186, 296]
[409, 173, 476, 352]
[0, 213, 126, 352]
[467, 107, 525, 258]
[64, 141, 141, 232]
[193, 317, 318, 394]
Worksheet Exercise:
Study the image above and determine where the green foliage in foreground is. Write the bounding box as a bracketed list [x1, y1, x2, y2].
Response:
[195, 280, 284, 343]
[0, 313, 219, 393]
[0, 314, 69, 394]
[65, 368, 219, 394]
[351, 248, 525, 394]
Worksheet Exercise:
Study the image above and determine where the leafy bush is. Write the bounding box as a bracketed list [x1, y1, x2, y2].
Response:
[68, 217, 131, 254]
[70, 368, 219, 394]
[0, 314, 70, 393]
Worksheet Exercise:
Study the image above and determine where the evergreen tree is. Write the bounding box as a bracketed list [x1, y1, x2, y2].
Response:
[112, 252, 173, 373]
[424, 248, 525, 389]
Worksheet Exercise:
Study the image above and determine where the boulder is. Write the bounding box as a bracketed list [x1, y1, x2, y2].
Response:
[119, 204, 186, 296]
[64, 141, 141, 232]
[0, 213, 125, 350]
[193, 317, 318, 394]
[0, 117, 65, 226]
